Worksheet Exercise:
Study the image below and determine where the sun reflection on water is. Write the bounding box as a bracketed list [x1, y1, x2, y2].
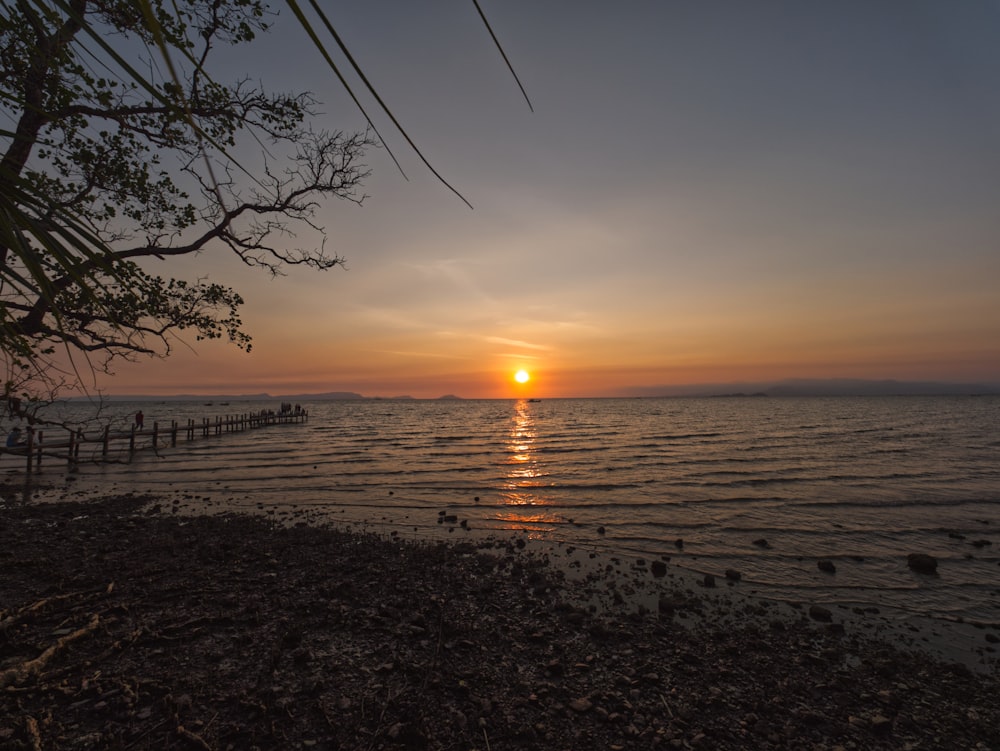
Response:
[491, 400, 562, 535]
[491, 509, 560, 537]
[504, 400, 543, 498]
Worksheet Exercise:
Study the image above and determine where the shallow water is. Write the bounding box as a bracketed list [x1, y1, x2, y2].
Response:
[9, 395, 1000, 639]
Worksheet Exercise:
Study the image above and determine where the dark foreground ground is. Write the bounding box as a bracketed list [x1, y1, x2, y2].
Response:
[1, 494, 998, 750]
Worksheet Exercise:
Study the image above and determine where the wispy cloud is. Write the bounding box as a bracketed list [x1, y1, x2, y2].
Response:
[373, 350, 469, 360]
[497, 352, 543, 361]
[485, 336, 550, 351]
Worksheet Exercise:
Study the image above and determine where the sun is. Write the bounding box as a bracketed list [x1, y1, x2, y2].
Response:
[514, 369, 530, 384]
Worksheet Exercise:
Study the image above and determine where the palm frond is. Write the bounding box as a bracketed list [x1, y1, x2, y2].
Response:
[472, 0, 534, 112]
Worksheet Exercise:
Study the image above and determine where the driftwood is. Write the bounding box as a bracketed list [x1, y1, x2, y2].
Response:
[0, 592, 81, 632]
[175, 725, 213, 750]
[24, 715, 41, 751]
[0, 613, 101, 688]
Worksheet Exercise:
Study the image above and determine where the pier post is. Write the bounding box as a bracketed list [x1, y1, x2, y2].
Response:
[6, 405, 307, 475]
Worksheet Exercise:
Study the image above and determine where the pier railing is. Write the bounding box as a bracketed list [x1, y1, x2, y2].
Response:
[0, 408, 308, 473]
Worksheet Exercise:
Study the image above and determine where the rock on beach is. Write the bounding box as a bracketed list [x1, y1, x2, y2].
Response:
[907, 553, 939, 574]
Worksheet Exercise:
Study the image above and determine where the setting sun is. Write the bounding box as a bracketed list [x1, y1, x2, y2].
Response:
[514, 370, 530, 384]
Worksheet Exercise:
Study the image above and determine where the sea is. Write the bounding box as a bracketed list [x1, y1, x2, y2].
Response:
[6, 395, 1000, 666]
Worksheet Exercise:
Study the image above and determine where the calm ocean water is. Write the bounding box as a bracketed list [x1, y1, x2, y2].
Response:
[9, 395, 1000, 645]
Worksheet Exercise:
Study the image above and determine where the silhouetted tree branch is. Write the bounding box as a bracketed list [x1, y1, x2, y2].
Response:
[1, 0, 373, 407]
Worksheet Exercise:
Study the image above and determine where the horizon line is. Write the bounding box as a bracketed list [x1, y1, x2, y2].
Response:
[73, 375, 1000, 402]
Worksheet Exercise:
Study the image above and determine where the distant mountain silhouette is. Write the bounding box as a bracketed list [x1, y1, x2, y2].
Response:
[765, 378, 999, 396]
[79, 378, 1000, 402]
[78, 393, 274, 402]
[621, 378, 1000, 398]
[85, 391, 365, 402]
[280, 391, 365, 400]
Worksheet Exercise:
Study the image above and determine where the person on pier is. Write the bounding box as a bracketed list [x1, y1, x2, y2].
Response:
[135, 410, 144, 430]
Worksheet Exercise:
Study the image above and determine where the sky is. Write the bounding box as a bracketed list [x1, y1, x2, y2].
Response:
[96, 1, 1000, 399]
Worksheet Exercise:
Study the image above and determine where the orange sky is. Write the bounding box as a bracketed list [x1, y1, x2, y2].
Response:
[87, 3, 1000, 399]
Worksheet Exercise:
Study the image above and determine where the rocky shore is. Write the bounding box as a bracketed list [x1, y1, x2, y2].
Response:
[2, 493, 999, 750]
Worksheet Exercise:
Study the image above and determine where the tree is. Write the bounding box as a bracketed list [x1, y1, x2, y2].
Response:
[0, 0, 375, 411]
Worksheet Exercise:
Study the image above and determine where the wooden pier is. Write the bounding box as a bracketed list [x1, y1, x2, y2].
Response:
[0, 408, 308, 473]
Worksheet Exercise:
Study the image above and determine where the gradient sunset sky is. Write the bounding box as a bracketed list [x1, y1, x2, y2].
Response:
[96, 1, 999, 399]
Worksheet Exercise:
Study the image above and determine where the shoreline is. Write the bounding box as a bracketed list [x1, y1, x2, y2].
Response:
[144, 489, 1000, 676]
[9, 478, 1000, 675]
[2, 492, 999, 749]
[531, 538, 1000, 674]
